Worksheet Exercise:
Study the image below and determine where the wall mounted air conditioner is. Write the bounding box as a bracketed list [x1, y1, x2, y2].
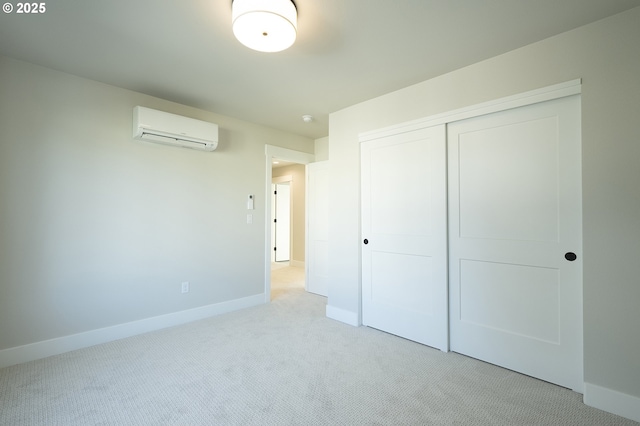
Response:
[133, 106, 218, 151]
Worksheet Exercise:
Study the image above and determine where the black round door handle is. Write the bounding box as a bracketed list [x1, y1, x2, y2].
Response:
[363, 239, 369, 245]
[565, 252, 577, 261]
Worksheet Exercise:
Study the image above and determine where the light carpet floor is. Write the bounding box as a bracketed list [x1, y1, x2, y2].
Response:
[0, 266, 636, 425]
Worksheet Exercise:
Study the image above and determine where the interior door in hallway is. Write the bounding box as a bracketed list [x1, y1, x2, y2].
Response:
[448, 95, 583, 391]
[361, 125, 448, 351]
[272, 182, 291, 262]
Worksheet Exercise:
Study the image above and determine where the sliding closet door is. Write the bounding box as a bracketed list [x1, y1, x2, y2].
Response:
[361, 125, 448, 351]
[448, 95, 583, 391]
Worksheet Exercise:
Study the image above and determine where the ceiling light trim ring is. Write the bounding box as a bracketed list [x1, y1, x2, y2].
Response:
[232, 0, 298, 53]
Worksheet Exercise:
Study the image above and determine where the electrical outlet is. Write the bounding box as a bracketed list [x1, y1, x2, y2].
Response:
[181, 281, 189, 294]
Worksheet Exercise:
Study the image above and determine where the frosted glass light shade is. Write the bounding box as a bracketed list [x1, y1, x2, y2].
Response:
[232, 0, 297, 53]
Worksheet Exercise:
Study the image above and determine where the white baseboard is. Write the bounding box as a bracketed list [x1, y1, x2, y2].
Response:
[0, 293, 265, 369]
[584, 382, 640, 422]
[326, 304, 359, 326]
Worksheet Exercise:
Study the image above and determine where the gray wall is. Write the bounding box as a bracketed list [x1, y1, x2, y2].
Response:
[327, 6, 640, 402]
[0, 56, 313, 351]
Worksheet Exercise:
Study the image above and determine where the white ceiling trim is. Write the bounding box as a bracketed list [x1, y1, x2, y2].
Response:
[359, 79, 582, 143]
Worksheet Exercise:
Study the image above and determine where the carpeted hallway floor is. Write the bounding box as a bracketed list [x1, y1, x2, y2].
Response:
[0, 265, 636, 425]
[270, 262, 305, 301]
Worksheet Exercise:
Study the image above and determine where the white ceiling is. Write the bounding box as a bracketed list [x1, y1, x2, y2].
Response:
[1, 1, 638, 140]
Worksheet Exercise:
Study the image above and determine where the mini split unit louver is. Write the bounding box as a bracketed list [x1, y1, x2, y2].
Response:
[133, 106, 219, 151]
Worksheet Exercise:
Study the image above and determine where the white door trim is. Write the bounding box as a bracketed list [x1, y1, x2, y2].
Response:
[273, 175, 293, 184]
[359, 79, 582, 143]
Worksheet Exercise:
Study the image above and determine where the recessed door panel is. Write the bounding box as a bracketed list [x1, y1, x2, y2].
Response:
[458, 117, 559, 242]
[371, 252, 434, 315]
[459, 260, 559, 343]
[370, 141, 431, 238]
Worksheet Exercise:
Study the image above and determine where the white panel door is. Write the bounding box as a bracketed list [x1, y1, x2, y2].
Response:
[306, 161, 329, 296]
[448, 95, 583, 391]
[273, 183, 291, 262]
[362, 125, 448, 351]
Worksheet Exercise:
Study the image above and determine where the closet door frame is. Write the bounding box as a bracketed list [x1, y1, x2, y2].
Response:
[359, 78, 582, 373]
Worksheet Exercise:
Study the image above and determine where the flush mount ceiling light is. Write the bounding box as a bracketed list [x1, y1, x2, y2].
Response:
[232, 0, 297, 53]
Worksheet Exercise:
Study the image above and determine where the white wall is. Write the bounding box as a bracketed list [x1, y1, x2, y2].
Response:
[327, 6, 640, 419]
[0, 56, 313, 359]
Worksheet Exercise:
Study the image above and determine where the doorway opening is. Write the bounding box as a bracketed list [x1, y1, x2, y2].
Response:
[270, 163, 303, 301]
[264, 145, 314, 303]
